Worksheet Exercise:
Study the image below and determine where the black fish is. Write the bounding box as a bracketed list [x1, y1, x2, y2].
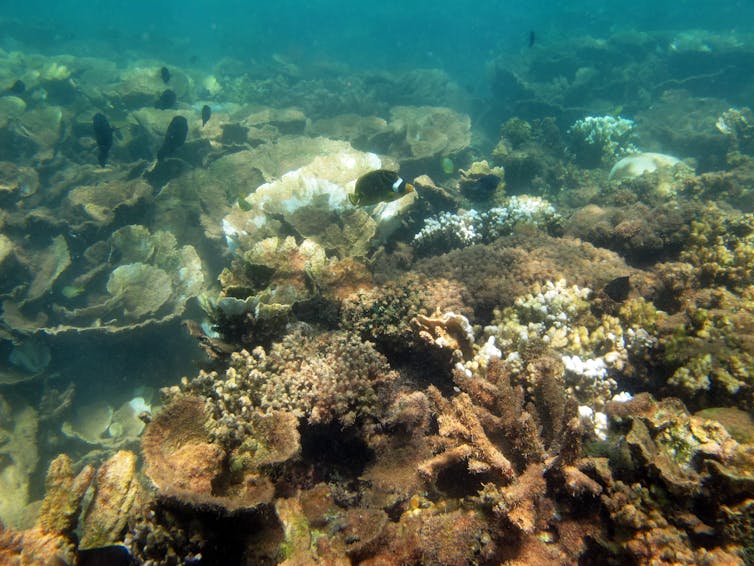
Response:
[349, 169, 414, 206]
[8, 79, 25, 94]
[157, 115, 188, 160]
[92, 112, 114, 167]
[604, 276, 631, 302]
[160, 66, 171, 84]
[201, 104, 212, 127]
[529, 30, 535, 48]
[155, 88, 177, 110]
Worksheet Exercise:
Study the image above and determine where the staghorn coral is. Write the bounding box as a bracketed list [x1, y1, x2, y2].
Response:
[419, 355, 581, 492]
[419, 387, 516, 483]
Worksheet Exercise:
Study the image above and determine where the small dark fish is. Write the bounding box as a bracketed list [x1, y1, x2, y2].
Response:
[529, 30, 536, 48]
[237, 195, 252, 211]
[8, 79, 26, 94]
[349, 169, 414, 206]
[604, 275, 631, 302]
[160, 66, 171, 84]
[78, 544, 132, 566]
[92, 112, 115, 167]
[201, 104, 212, 127]
[155, 88, 177, 110]
[157, 115, 188, 160]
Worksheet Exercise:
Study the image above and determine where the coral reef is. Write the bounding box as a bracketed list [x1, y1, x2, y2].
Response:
[142, 394, 299, 511]
[483, 279, 653, 415]
[412, 196, 559, 256]
[568, 115, 639, 168]
[170, 328, 399, 431]
[388, 105, 471, 162]
[4, 21, 754, 566]
[414, 231, 648, 320]
[221, 139, 404, 258]
[341, 272, 470, 353]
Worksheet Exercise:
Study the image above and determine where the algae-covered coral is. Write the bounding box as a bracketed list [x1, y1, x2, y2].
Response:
[3, 14, 754, 566]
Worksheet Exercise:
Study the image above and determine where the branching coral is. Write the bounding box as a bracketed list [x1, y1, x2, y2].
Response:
[659, 287, 754, 408]
[483, 279, 650, 415]
[412, 196, 558, 256]
[568, 115, 639, 168]
[341, 272, 471, 352]
[680, 205, 754, 291]
[171, 327, 399, 432]
[419, 355, 581, 493]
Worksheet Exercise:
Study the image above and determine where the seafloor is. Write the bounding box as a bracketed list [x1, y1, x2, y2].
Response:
[1, 27, 754, 566]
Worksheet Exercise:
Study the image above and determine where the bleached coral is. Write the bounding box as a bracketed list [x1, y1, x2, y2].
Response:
[484, 280, 643, 411]
[413, 195, 558, 255]
[568, 115, 639, 166]
[221, 140, 384, 256]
